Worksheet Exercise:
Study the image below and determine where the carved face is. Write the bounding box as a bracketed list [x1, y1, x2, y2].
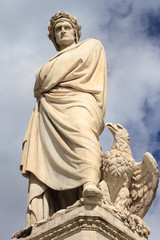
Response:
[55, 21, 75, 50]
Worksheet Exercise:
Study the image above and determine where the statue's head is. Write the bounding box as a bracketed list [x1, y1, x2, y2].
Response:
[48, 11, 81, 51]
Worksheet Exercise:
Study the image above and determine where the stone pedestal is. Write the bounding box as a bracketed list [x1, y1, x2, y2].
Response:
[12, 201, 147, 240]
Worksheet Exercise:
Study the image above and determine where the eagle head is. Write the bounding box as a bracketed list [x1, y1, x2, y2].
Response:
[106, 122, 130, 144]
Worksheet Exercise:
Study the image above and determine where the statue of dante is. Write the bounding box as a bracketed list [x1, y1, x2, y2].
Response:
[20, 11, 107, 227]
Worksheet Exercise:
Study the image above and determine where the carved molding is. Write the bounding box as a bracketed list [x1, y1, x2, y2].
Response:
[25, 216, 132, 240]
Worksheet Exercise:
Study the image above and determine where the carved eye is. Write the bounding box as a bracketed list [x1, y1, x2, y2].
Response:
[117, 124, 123, 129]
[65, 26, 71, 30]
[55, 27, 61, 32]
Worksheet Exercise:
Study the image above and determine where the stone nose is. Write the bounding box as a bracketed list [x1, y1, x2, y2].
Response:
[60, 28, 67, 37]
[61, 27, 66, 33]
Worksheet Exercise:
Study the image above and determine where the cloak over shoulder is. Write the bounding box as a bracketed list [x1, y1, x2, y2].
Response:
[20, 38, 107, 190]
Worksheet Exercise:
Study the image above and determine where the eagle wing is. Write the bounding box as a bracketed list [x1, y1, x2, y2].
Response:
[129, 152, 159, 218]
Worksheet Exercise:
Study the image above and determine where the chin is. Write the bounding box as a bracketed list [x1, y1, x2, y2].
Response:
[62, 40, 74, 46]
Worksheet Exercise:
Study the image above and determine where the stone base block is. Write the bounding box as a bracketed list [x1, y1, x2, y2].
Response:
[12, 200, 147, 240]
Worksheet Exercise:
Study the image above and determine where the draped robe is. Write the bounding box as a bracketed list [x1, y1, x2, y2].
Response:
[20, 38, 107, 225]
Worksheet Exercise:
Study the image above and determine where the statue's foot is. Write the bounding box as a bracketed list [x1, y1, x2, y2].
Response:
[83, 183, 103, 198]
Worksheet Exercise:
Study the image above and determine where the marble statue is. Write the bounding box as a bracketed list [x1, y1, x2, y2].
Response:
[14, 12, 159, 240]
[20, 11, 107, 227]
[17, 11, 159, 240]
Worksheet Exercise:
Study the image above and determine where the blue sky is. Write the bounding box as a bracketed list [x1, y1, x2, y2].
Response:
[144, 11, 160, 38]
[0, 0, 160, 239]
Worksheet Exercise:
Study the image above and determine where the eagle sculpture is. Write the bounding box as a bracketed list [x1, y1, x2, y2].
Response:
[99, 123, 159, 237]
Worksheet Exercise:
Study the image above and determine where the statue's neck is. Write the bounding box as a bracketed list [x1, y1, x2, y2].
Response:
[112, 136, 131, 154]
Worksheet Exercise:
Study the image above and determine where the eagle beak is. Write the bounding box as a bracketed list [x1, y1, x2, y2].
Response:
[105, 122, 113, 128]
[105, 122, 117, 132]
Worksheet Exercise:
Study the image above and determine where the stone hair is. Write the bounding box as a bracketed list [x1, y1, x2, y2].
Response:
[48, 11, 82, 51]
